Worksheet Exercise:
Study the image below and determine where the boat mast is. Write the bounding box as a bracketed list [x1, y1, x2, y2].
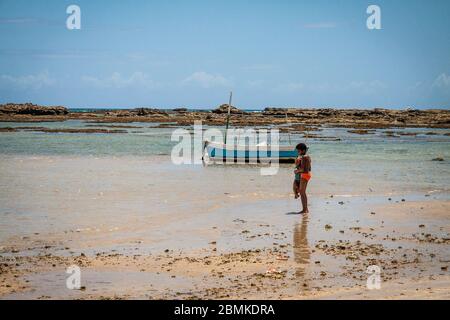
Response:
[224, 91, 232, 145]
[285, 111, 291, 145]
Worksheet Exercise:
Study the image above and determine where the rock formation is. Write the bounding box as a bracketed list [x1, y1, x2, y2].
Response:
[0, 103, 68, 115]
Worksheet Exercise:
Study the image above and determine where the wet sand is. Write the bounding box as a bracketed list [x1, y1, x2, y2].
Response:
[0, 155, 449, 299]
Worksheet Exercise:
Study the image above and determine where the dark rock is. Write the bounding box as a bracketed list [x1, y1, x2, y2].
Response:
[132, 107, 168, 116]
[212, 104, 244, 114]
[0, 127, 17, 132]
[0, 103, 68, 115]
[348, 129, 375, 135]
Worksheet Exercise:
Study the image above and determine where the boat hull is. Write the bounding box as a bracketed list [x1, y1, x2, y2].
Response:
[203, 141, 297, 163]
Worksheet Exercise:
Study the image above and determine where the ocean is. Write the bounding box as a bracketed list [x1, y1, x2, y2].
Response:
[0, 120, 449, 196]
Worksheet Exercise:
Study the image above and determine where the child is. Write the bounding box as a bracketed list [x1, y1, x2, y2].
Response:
[294, 143, 311, 214]
[293, 156, 301, 199]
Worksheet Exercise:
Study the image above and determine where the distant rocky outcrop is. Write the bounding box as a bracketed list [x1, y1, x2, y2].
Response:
[212, 104, 245, 114]
[103, 108, 169, 117]
[132, 107, 169, 116]
[0, 102, 449, 129]
[262, 108, 299, 117]
[0, 103, 68, 115]
[106, 110, 133, 117]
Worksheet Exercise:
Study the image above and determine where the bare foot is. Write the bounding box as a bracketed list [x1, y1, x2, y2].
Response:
[294, 193, 299, 199]
[299, 210, 309, 215]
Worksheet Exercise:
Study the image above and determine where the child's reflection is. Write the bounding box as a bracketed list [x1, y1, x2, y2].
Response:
[293, 215, 310, 280]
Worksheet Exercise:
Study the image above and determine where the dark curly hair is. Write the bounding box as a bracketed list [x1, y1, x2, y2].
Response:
[296, 143, 308, 152]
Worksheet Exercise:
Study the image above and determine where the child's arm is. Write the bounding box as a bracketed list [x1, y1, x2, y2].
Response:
[295, 156, 310, 174]
[294, 156, 302, 174]
[300, 156, 310, 173]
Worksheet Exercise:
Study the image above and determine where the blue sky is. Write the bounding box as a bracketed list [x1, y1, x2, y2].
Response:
[0, 0, 449, 109]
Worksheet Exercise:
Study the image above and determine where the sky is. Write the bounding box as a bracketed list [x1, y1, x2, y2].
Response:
[0, 0, 449, 109]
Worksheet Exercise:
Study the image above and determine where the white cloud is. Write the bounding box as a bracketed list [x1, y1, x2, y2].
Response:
[0, 71, 55, 90]
[181, 71, 232, 88]
[432, 73, 450, 91]
[82, 72, 158, 89]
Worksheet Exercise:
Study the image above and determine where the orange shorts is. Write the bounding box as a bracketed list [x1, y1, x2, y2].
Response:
[300, 173, 311, 181]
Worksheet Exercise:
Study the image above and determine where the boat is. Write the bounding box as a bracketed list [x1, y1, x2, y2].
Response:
[202, 92, 297, 163]
[203, 140, 297, 163]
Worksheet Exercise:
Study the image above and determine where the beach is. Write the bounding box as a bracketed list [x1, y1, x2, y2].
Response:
[0, 118, 449, 299]
[1, 0, 450, 305]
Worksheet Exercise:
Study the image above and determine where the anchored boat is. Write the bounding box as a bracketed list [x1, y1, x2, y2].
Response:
[203, 140, 297, 163]
[202, 92, 297, 163]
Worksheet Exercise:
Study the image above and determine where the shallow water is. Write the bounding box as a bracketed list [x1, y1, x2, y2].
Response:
[0, 121, 449, 251]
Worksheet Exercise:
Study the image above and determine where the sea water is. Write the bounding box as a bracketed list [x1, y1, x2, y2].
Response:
[0, 120, 449, 194]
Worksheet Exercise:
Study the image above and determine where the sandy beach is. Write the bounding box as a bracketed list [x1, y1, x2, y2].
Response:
[0, 153, 449, 299]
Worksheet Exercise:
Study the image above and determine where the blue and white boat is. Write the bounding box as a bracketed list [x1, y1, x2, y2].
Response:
[203, 140, 297, 163]
[202, 92, 298, 163]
